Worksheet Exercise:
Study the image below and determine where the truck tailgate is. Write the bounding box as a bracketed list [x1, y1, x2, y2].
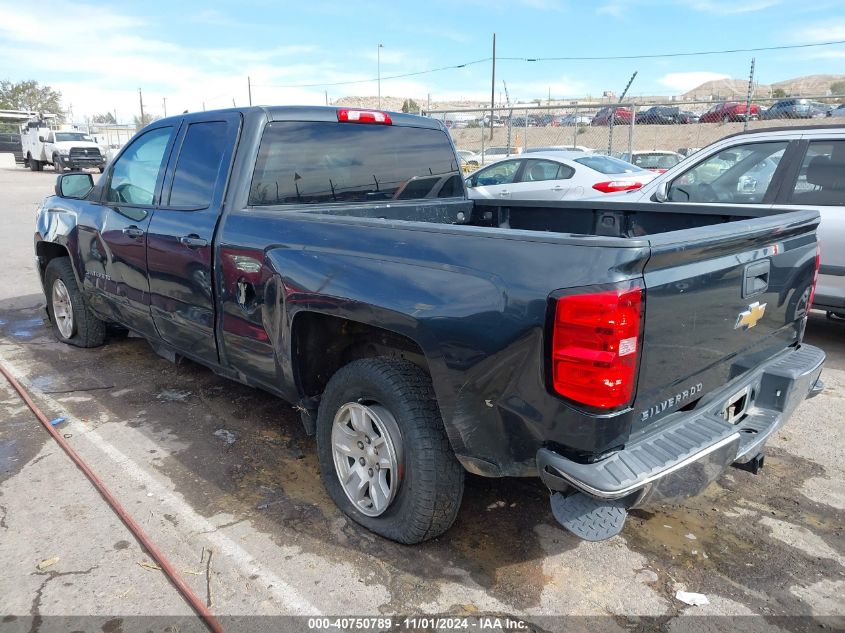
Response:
[632, 210, 819, 435]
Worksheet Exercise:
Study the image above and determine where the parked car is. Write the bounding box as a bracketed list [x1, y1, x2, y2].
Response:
[456, 149, 481, 167]
[524, 145, 593, 154]
[677, 147, 703, 157]
[619, 151, 684, 173]
[465, 151, 655, 200]
[635, 106, 697, 125]
[762, 98, 818, 120]
[698, 101, 760, 123]
[0, 132, 24, 164]
[36, 106, 824, 546]
[481, 146, 521, 162]
[827, 104, 845, 118]
[598, 124, 845, 318]
[699, 101, 761, 123]
[552, 113, 592, 126]
[591, 106, 634, 126]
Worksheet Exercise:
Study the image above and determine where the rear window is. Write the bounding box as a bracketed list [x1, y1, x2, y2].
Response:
[575, 155, 646, 175]
[249, 121, 460, 205]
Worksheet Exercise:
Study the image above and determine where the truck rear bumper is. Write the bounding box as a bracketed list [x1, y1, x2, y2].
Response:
[538, 343, 825, 504]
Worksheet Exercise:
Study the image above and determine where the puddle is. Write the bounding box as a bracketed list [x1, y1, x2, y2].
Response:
[8, 316, 45, 339]
[0, 439, 19, 472]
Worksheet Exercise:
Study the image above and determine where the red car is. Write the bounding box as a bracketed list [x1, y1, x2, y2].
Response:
[591, 106, 633, 126]
[699, 101, 761, 123]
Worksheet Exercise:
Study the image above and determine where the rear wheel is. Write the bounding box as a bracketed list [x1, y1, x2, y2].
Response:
[44, 257, 106, 348]
[29, 155, 42, 171]
[316, 358, 464, 544]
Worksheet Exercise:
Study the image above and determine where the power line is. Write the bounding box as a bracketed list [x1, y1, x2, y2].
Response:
[252, 58, 490, 88]
[501, 39, 845, 62]
[248, 39, 845, 90]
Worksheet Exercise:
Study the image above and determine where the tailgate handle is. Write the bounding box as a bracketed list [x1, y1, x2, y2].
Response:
[743, 260, 770, 297]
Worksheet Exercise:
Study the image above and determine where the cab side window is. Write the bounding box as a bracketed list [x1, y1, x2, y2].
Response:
[106, 127, 173, 206]
[789, 141, 845, 206]
[167, 121, 229, 209]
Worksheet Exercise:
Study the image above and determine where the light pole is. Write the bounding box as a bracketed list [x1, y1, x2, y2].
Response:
[377, 43, 384, 108]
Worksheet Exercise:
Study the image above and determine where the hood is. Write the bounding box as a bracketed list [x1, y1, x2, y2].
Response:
[53, 140, 101, 150]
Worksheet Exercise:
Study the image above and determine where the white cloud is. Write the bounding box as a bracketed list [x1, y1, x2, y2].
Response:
[690, 0, 780, 14]
[658, 71, 731, 92]
[791, 20, 845, 43]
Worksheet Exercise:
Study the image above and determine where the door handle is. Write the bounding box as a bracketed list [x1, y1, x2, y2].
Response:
[498, 190, 510, 196]
[551, 185, 565, 191]
[122, 226, 144, 238]
[179, 234, 208, 249]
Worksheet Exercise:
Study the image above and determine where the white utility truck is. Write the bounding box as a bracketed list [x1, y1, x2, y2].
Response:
[22, 122, 106, 173]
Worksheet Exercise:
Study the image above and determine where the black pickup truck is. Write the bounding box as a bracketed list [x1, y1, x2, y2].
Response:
[34, 106, 824, 543]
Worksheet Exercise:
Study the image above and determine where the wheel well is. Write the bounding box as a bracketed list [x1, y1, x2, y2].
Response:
[36, 242, 70, 282]
[292, 312, 429, 400]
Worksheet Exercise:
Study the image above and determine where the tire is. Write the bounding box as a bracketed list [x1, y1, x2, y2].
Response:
[44, 257, 106, 348]
[29, 155, 42, 172]
[54, 155, 63, 172]
[316, 358, 464, 544]
[98, 166, 105, 173]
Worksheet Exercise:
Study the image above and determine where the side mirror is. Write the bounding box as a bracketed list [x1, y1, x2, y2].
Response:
[39, 136, 47, 142]
[654, 181, 669, 202]
[55, 173, 94, 199]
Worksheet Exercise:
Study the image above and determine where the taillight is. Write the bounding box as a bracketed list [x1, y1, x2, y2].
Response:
[337, 109, 392, 125]
[808, 244, 821, 308]
[592, 181, 644, 193]
[551, 281, 644, 409]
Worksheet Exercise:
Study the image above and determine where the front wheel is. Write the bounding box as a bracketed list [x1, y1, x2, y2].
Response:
[316, 358, 464, 544]
[44, 257, 106, 347]
[54, 156, 63, 172]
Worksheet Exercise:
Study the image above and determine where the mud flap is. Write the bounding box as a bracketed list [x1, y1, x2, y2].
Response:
[550, 491, 628, 541]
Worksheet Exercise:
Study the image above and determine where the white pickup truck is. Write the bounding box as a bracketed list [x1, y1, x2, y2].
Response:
[22, 127, 106, 173]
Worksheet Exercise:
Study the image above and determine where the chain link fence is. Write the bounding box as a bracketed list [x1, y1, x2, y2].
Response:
[425, 97, 840, 170]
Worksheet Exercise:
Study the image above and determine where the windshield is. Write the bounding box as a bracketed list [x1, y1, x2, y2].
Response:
[54, 132, 93, 142]
[575, 155, 646, 174]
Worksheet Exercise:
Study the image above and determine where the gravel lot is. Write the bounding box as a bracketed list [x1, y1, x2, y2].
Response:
[0, 165, 843, 632]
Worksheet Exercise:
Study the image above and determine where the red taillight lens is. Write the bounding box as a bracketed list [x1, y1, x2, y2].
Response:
[551, 282, 644, 409]
[808, 244, 821, 308]
[592, 180, 644, 193]
[337, 108, 392, 125]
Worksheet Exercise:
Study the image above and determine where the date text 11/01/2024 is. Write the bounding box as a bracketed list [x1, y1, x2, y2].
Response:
[307, 617, 529, 630]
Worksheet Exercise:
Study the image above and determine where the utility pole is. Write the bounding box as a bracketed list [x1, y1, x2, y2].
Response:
[489, 33, 496, 141]
[325, 90, 328, 106]
[248, 76, 253, 106]
[744, 58, 756, 132]
[138, 88, 144, 126]
[377, 43, 384, 108]
[162, 97, 167, 117]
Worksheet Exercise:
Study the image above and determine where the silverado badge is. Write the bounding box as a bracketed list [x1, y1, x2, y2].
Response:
[735, 302, 767, 330]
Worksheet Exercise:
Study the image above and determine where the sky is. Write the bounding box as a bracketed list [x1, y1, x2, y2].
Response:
[0, 0, 843, 122]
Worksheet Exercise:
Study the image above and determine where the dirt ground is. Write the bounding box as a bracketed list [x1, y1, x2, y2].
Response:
[0, 166, 843, 632]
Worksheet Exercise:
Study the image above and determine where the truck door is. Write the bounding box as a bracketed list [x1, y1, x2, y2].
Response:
[96, 124, 178, 337]
[146, 113, 240, 364]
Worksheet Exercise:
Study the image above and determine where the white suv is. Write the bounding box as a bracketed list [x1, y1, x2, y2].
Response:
[604, 125, 845, 318]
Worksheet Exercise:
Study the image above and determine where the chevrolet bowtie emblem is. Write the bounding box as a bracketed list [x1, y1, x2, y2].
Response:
[735, 301, 767, 330]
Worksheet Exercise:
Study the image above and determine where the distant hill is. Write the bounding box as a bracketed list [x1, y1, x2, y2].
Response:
[683, 74, 845, 100]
